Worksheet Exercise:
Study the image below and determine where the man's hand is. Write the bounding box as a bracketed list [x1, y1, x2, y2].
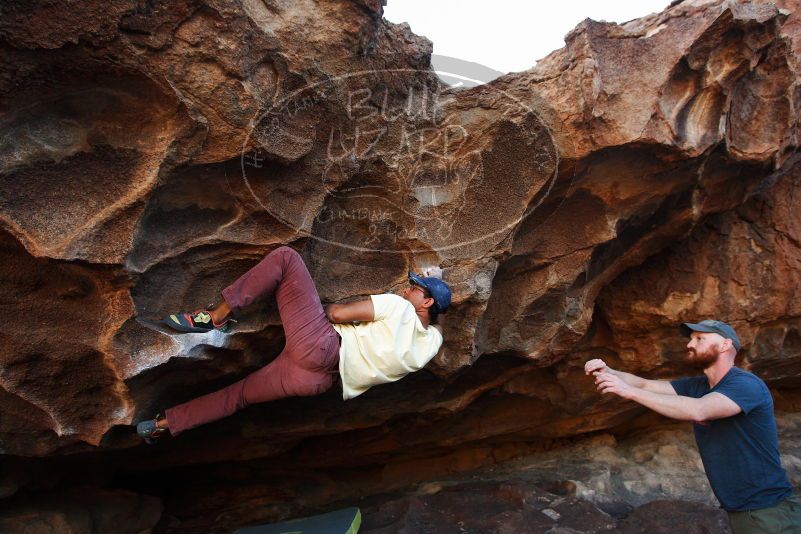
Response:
[420, 266, 443, 279]
[584, 358, 609, 376]
[585, 358, 678, 396]
[594, 371, 635, 400]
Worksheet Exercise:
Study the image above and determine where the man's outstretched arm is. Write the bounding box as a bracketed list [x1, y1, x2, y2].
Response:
[325, 299, 374, 324]
[594, 371, 742, 423]
[584, 358, 676, 395]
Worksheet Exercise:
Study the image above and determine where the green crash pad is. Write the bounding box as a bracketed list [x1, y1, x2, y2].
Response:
[233, 507, 361, 534]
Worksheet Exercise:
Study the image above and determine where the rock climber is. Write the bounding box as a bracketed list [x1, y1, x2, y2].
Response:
[585, 320, 801, 533]
[136, 246, 450, 442]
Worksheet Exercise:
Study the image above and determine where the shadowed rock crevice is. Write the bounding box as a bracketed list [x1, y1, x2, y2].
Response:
[127, 164, 243, 272]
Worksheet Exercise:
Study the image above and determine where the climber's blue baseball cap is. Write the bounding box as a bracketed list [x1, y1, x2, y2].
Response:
[680, 319, 741, 351]
[408, 272, 451, 313]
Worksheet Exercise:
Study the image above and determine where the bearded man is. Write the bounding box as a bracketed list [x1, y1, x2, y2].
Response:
[584, 320, 801, 534]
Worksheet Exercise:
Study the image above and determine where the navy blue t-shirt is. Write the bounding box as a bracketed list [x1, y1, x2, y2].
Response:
[671, 367, 792, 511]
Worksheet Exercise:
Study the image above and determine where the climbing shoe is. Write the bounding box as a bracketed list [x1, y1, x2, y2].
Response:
[163, 306, 233, 333]
[136, 415, 168, 444]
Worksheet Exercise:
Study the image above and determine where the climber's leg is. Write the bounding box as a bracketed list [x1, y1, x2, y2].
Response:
[163, 331, 339, 436]
[158, 247, 341, 435]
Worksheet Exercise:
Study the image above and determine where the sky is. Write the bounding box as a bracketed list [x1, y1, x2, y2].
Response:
[384, 1, 672, 75]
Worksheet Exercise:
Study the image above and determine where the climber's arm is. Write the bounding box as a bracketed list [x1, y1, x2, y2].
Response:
[325, 300, 375, 324]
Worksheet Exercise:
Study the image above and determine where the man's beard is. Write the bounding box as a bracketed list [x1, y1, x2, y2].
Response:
[687, 347, 719, 369]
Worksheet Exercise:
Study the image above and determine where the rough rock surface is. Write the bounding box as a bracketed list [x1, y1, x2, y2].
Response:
[359, 484, 732, 534]
[2, 0, 801, 531]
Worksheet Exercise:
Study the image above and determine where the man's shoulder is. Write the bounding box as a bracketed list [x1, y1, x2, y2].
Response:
[722, 367, 769, 392]
[715, 367, 773, 414]
[724, 366, 765, 383]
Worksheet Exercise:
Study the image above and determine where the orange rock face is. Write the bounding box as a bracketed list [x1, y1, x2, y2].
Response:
[2, 0, 801, 530]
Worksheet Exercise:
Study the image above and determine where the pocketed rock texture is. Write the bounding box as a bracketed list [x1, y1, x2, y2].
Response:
[2, 0, 801, 531]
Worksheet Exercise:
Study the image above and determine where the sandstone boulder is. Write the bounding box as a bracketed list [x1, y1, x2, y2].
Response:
[1, 0, 800, 530]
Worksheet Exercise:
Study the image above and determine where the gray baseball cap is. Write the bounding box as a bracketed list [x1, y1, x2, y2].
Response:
[680, 319, 741, 351]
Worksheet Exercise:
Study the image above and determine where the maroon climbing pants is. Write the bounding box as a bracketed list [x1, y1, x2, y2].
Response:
[164, 247, 340, 435]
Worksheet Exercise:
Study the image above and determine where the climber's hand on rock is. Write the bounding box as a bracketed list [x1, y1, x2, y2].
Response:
[584, 358, 608, 376]
[595, 371, 633, 399]
[421, 266, 443, 279]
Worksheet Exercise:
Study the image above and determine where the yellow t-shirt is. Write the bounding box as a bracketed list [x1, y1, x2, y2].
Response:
[332, 293, 443, 400]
